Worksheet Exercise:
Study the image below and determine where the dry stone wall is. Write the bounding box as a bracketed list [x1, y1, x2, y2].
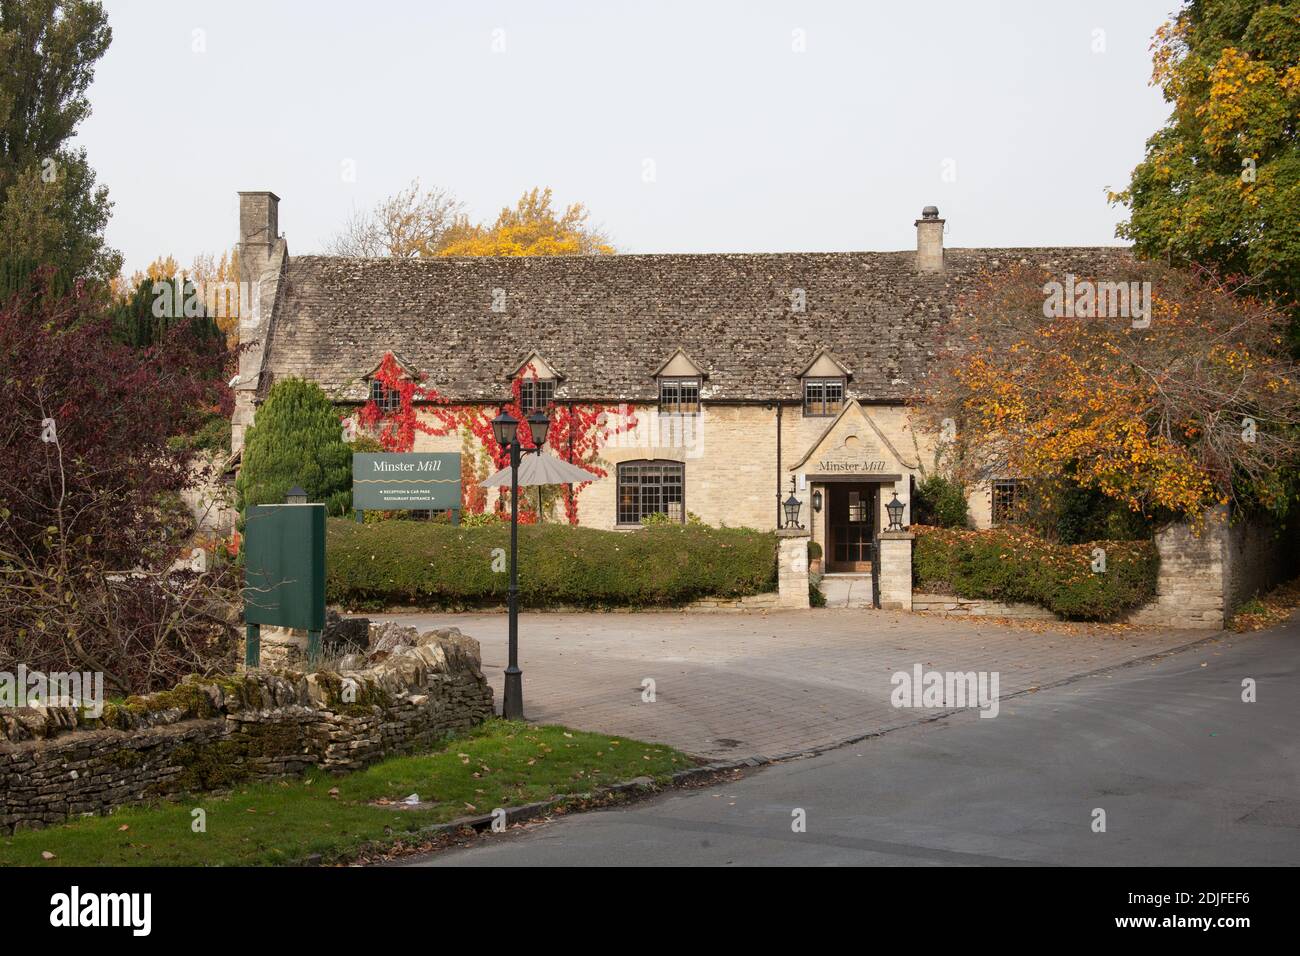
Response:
[0, 626, 493, 834]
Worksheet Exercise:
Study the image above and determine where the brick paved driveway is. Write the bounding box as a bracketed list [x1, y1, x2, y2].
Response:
[369, 609, 1211, 759]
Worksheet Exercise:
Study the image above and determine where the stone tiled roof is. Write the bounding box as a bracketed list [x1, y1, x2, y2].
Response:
[260, 247, 1132, 404]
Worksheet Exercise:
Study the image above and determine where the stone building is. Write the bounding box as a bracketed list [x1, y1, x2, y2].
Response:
[232, 191, 1129, 569]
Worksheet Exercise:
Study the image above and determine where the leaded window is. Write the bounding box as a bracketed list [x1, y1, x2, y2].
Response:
[617, 461, 685, 525]
[370, 379, 401, 414]
[803, 377, 845, 417]
[991, 479, 1025, 525]
[519, 379, 556, 414]
[659, 377, 701, 414]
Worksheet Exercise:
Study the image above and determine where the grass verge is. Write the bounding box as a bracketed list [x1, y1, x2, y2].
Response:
[0, 721, 693, 867]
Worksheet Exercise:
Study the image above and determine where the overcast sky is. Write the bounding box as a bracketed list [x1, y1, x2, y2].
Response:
[80, 0, 1176, 275]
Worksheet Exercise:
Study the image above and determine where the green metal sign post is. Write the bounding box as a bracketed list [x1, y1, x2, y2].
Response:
[242, 501, 326, 668]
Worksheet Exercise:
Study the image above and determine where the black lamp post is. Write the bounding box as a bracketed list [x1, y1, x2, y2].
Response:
[886, 491, 907, 532]
[782, 477, 803, 530]
[490, 408, 550, 721]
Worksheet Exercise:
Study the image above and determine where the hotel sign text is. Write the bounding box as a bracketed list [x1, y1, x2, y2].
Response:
[352, 453, 462, 510]
[815, 459, 889, 473]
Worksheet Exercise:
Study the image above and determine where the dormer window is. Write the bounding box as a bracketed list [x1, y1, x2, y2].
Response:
[362, 351, 419, 416]
[659, 376, 701, 415]
[799, 349, 852, 418]
[652, 348, 706, 415]
[803, 378, 845, 417]
[519, 378, 555, 414]
[507, 350, 563, 413]
[369, 379, 401, 414]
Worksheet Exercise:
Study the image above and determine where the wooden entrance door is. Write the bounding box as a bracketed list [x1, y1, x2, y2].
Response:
[827, 483, 876, 572]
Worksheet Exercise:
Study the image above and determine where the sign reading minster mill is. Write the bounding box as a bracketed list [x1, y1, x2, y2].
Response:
[352, 453, 462, 511]
[815, 459, 890, 473]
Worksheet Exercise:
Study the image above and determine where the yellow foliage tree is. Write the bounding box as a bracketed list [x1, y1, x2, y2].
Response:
[433, 187, 613, 257]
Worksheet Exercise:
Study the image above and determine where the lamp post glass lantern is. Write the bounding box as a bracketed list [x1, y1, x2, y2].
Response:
[490, 410, 519, 448]
[783, 477, 803, 530]
[886, 491, 906, 531]
[285, 485, 307, 504]
[526, 410, 550, 448]
[498, 406, 549, 721]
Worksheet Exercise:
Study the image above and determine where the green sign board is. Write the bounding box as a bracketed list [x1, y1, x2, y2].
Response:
[243, 503, 326, 632]
[352, 453, 461, 511]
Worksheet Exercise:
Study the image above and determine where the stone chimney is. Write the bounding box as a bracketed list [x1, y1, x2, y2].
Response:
[232, 191, 282, 455]
[915, 205, 944, 273]
[238, 191, 280, 283]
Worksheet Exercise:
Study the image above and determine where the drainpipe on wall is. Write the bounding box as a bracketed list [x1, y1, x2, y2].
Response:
[775, 402, 783, 528]
[566, 400, 574, 519]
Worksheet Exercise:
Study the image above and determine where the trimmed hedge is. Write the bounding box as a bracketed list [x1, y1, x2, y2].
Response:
[326, 519, 777, 610]
[913, 525, 1158, 621]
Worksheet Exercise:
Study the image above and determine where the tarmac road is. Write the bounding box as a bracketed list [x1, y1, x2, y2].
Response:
[404, 621, 1300, 866]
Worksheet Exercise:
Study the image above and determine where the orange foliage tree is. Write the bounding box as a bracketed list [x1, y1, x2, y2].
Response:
[917, 262, 1300, 524]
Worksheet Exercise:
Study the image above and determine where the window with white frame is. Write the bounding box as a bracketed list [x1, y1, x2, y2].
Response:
[369, 379, 401, 414]
[658, 376, 701, 414]
[518, 378, 556, 414]
[803, 377, 845, 417]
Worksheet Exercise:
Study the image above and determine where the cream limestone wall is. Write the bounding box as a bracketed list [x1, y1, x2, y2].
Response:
[392, 401, 936, 533]
[967, 484, 995, 530]
[409, 428, 464, 455]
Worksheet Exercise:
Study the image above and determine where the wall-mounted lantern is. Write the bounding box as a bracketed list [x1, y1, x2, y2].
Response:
[811, 488, 823, 513]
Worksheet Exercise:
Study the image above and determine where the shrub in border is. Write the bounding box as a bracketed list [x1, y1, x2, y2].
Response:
[912, 525, 1158, 621]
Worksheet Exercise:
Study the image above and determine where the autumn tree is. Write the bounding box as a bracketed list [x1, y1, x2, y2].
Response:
[1111, 0, 1300, 338]
[0, 0, 119, 284]
[325, 179, 464, 258]
[918, 262, 1300, 527]
[0, 280, 236, 692]
[120, 249, 243, 342]
[436, 187, 613, 256]
[326, 184, 613, 258]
